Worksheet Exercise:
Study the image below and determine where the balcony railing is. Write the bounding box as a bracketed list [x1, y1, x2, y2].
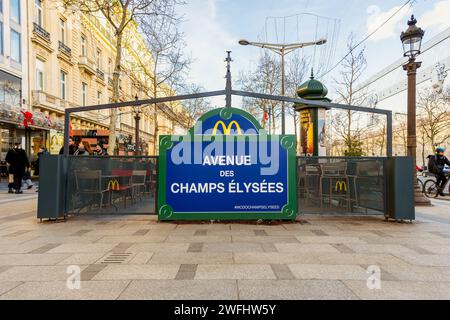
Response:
[96, 68, 105, 80]
[33, 23, 50, 42]
[58, 41, 72, 57]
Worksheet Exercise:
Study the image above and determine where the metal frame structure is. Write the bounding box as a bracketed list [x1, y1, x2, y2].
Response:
[63, 53, 393, 157]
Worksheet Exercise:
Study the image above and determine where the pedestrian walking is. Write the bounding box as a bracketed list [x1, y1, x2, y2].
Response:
[5, 142, 30, 194]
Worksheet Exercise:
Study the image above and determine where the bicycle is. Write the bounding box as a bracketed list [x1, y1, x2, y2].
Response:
[423, 171, 450, 198]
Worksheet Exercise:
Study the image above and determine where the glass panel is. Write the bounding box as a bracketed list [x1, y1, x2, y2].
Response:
[10, 0, 20, 24]
[60, 19, 65, 43]
[35, 0, 42, 26]
[65, 156, 158, 215]
[60, 71, 66, 99]
[297, 157, 386, 215]
[10, 30, 21, 63]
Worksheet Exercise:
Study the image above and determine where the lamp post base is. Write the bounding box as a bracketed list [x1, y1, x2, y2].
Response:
[414, 184, 432, 206]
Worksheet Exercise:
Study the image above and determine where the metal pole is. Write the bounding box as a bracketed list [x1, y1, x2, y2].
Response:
[386, 111, 393, 157]
[281, 48, 285, 135]
[63, 110, 70, 156]
[403, 58, 430, 205]
[134, 112, 141, 156]
[225, 51, 232, 108]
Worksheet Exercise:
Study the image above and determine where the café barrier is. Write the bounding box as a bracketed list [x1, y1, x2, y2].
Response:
[37, 155, 414, 220]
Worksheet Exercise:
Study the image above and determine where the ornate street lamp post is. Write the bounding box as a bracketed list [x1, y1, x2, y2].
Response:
[133, 94, 142, 156]
[400, 15, 430, 205]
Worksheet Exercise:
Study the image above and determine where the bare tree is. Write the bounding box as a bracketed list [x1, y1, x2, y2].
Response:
[131, 2, 190, 154]
[177, 84, 211, 128]
[62, 0, 175, 155]
[285, 53, 308, 153]
[417, 86, 450, 152]
[237, 51, 281, 134]
[331, 34, 368, 156]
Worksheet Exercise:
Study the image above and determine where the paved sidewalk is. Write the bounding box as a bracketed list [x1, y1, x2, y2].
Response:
[0, 197, 450, 299]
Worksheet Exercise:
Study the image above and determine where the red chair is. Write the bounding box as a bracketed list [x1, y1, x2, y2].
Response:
[110, 169, 133, 207]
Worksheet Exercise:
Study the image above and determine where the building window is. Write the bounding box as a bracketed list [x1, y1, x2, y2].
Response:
[35, 0, 43, 26]
[97, 91, 102, 105]
[60, 71, 67, 100]
[59, 18, 66, 44]
[10, 0, 20, 24]
[108, 58, 112, 76]
[0, 23, 3, 55]
[36, 58, 44, 91]
[81, 35, 86, 56]
[10, 30, 21, 63]
[96, 48, 102, 69]
[82, 82, 87, 106]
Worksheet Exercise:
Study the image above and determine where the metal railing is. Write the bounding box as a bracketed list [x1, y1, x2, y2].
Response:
[65, 156, 158, 215]
[297, 156, 387, 215]
[58, 41, 72, 56]
[96, 68, 105, 80]
[33, 23, 50, 42]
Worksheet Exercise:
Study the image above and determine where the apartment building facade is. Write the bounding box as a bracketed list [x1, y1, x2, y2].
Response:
[0, 0, 187, 164]
[0, 0, 29, 168]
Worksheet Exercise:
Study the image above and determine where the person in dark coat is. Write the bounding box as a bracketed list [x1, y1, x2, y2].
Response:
[5, 142, 30, 194]
[34, 147, 48, 176]
[59, 137, 78, 155]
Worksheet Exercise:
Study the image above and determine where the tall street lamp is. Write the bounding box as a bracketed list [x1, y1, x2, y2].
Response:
[400, 15, 430, 205]
[239, 38, 327, 134]
[133, 94, 142, 156]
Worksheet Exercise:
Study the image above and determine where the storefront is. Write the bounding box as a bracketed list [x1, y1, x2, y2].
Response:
[0, 69, 64, 175]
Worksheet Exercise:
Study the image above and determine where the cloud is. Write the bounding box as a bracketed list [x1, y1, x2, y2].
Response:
[366, 4, 411, 41]
[419, 0, 450, 33]
[179, 0, 237, 102]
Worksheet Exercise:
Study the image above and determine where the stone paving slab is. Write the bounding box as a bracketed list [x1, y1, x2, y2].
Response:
[57, 253, 106, 265]
[202, 242, 264, 253]
[343, 280, 450, 300]
[47, 243, 118, 254]
[233, 252, 320, 264]
[118, 280, 238, 300]
[288, 264, 368, 280]
[149, 252, 233, 264]
[0, 265, 88, 281]
[127, 243, 189, 253]
[314, 252, 410, 266]
[93, 264, 180, 280]
[0, 281, 22, 296]
[274, 243, 340, 253]
[0, 280, 131, 300]
[195, 264, 276, 280]
[0, 253, 70, 266]
[237, 280, 359, 300]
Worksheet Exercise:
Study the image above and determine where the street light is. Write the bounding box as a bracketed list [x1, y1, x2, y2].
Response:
[133, 94, 142, 156]
[400, 15, 430, 205]
[239, 38, 327, 134]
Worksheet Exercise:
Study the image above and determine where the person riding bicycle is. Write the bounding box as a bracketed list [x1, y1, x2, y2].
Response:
[427, 146, 450, 196]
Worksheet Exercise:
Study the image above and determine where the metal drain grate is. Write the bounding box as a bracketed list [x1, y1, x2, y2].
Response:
[100, 252, 133, 264]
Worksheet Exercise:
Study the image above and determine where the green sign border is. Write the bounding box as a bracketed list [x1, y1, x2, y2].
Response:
[157, 107, 297, 221]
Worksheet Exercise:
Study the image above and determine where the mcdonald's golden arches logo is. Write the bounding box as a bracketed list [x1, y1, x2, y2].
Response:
[335, 180, 347, 192]
[108, 179, 120, 191]
[212, 120, 242, 135]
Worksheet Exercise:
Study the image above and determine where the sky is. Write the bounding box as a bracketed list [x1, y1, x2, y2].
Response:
[178, 0, 450, 129]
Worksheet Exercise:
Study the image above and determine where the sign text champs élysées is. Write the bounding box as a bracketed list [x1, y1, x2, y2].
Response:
[157, 107, 297, 220]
